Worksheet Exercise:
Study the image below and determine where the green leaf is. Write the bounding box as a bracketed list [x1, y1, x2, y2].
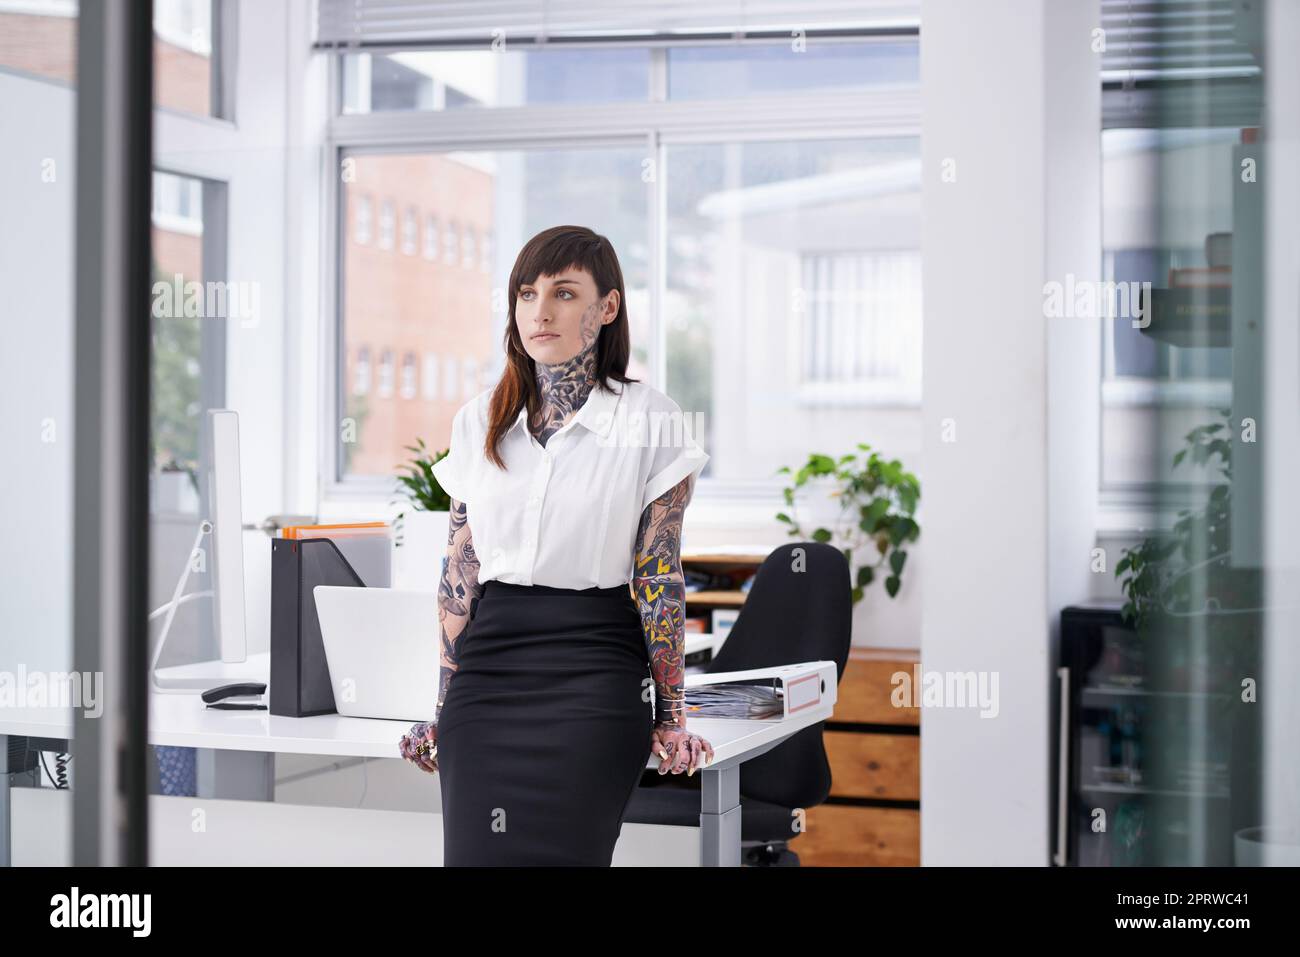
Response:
[888, 517, 912, 546]
[857, 565, 874, 587]
[885, 575, 900, 598]
[775, 512, 793, 524]
[812, 527, 833, 544]
[889, 549, 907, 575]
[861, 496, 891, 529]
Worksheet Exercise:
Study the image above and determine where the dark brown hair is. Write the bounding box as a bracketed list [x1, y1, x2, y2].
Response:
[484, 225, 637, 468]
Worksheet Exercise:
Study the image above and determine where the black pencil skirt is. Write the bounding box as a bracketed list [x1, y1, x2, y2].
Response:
[436, 579, 655, 866]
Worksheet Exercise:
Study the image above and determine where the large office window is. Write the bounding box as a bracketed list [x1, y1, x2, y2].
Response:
[664, 137, 921, 482]
[0, 0, 78, 84]
[667, 41, 917, 99]
[341, 48, 652, 113]
[149, 169, 227, 670]
[151, 170, 208, 489]
[153, 0, 232, 118]
[0, 0, 229, 116]
[338, 146, 650, 478]
[327, 36, 921, 494]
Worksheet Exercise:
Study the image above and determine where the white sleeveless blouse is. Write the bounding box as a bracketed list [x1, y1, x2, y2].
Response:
[430, 377, 708, 589]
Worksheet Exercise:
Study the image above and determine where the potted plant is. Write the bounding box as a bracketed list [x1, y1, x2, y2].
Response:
[1113, 409, 1261, 692]
[1113, 408, 1265, 864]
[775, 443, 920, 604]
[390, 438, 452, 590]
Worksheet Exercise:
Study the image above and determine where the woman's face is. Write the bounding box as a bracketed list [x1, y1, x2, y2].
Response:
[515, 268, 619, 366]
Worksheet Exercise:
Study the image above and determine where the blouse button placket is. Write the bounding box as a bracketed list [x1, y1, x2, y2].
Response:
[523, 444, 555, 581]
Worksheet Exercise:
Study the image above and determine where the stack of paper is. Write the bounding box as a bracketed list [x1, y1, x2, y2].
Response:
[686, 681, 785, 719]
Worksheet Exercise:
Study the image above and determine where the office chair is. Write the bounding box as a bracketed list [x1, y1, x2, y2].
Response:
[623, 541, 852, 865]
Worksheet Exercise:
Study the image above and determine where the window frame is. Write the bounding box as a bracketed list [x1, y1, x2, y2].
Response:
[152, 0, 238, 123]
[319, 36, 922, 506]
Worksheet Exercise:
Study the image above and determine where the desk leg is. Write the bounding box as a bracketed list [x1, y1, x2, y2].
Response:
[699, 764, 742, 867]
[2, 736, 70, 866]
[196, 749, 275, 801]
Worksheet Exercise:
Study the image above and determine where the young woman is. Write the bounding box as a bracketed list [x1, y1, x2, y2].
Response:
[397, 224, 714, 866]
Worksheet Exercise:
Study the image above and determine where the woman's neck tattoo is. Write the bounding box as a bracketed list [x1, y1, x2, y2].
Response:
[531, 300, 605, 446]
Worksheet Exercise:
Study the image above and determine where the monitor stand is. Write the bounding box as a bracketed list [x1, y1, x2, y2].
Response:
[150, 518, 267, 693]
[152, 651, 270, 693]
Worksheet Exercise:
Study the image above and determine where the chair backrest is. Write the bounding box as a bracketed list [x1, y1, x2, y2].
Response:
[705, 542, 851, 809]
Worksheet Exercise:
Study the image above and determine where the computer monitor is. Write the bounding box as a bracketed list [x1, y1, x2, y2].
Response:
[208, 409, 247, 663]
[150, 410, 264, 692]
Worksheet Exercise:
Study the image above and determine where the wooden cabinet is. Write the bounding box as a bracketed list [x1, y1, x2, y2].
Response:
[803, 648, 921, 866]
[797, 805, 920, 867]
[824, 731, 919, 801]
[680, 552, 920, 866]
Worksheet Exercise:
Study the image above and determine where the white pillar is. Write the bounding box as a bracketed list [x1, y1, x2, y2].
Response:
[920, 0, 1101, 865]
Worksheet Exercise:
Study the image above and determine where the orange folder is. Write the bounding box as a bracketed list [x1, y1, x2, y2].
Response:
[280, 521, 389, 540]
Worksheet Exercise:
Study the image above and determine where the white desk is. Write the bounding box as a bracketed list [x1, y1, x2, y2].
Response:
[1, 659, 832, 867]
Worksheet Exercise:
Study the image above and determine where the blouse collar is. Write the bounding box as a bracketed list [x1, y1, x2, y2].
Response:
[510, 377, 623, 440]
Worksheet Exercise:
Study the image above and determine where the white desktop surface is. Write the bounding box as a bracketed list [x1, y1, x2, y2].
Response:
[3, 650, 830, 768]
[1, 696, 830, 768]
[2, 657, 833, 867]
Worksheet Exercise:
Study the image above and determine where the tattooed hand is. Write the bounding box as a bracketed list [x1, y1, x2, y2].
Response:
[651, 723, 714, 775]
[399, 719, 439, 774]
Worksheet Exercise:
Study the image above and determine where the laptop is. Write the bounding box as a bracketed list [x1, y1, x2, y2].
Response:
[313, 585, 441, 721]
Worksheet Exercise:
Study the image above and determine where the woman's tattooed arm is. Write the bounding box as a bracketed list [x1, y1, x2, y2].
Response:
[632, 477, 692, 728]
[436, 497, 483, 719]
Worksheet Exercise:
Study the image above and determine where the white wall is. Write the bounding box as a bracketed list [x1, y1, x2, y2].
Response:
[920, 0, 1101, 865]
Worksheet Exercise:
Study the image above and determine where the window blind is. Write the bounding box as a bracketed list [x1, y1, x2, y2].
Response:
[1099, 0, 1262, 128]
[314, 0, 920, 49]
[1099, 0, 1261, 82]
